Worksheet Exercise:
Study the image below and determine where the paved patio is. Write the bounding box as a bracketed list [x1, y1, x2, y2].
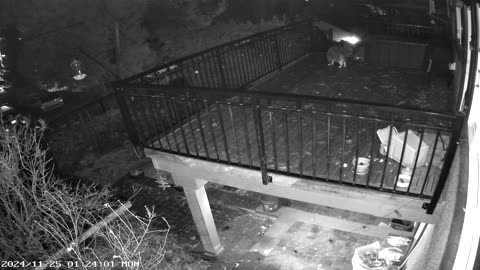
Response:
[112, 160, 413, 270]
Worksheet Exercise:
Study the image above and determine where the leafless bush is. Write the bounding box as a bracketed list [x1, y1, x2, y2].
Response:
[0, 119, 110, 260]
[48, 109, 127, 172]
[82, 205, 170, 269]
[0, 119, 170, 269]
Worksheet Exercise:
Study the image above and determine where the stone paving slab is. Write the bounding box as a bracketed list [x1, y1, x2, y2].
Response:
[284, 207, 413, 238]
[248, 207, 412, 270]
[258, 220, 381, 270]
[114, 174, 409, 270]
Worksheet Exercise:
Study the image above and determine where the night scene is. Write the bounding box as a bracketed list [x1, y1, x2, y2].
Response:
[1, 0, 479, 269]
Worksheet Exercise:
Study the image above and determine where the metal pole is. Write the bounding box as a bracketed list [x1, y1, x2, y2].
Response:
[215, 49, 227, 88]
[253, 98, 271, 185]
[308, 20, 315, 53]
[427, 114, 464, 214]
[114, 21, 121, 77]
[274, 35, 282, 70]
[111, 83, 141, 148]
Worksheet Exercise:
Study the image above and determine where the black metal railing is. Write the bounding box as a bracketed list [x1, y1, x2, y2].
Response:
[122, 21, 313, 88]
[44, 21, 320, 171]
[113, 83, 463, 214]
[311, 27, 334, 52]
[361, 20, 445, 42]
[51, 20, 461, 214]
[47, 93, 128, 170]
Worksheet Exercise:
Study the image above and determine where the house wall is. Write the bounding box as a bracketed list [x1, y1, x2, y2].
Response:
[450, 2, 470, 112]
[452, 49, 465, 111]
[405, 2, 474, 261]
[405, 144, 465, 270]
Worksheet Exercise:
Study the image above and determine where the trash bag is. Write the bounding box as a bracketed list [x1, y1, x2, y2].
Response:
[351, 241, 389, 270]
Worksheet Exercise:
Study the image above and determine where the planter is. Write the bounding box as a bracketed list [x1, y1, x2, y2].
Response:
[260, 194, 280, 213]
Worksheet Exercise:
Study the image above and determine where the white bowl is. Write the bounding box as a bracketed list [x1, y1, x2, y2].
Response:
[396, 174, 411, 188]
[352, 157, 371, 174]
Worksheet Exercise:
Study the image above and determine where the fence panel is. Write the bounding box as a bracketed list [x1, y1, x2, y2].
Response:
[360, 20, 446, 42]
[47, 93, 128, 171]
[122, 21, 312, 88]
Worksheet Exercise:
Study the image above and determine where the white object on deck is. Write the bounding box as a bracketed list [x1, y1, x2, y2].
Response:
[376, 126, 429, 168]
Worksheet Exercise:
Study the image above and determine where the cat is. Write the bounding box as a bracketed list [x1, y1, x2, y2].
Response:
[326, 42, 368, 68]
[326, 41, 354, 68]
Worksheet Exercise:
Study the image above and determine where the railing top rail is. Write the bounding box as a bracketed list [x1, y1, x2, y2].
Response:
[48, 92, 116, 123]
[120, 20, 311, 83]
[113, 82, 461, 121]
[360, 20, 435, 30]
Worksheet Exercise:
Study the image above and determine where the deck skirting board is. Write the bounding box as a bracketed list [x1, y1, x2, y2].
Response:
[145, 149, 442, 224]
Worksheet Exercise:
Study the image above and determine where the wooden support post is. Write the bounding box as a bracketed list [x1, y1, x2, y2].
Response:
[146, 150, 223, 255]
[183, 181, 224, 256]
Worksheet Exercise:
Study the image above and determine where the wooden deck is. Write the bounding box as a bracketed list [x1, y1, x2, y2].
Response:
[136, 53, 453, 198]
[153, 102, 447, 197]
[251, 53, 452, 112]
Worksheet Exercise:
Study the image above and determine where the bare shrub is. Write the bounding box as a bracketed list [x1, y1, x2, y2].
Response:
[0, 119, 171, 269]
[0, 119, 111, 260]
[81, 205, 170, 269]
[48, 108, 127, 172]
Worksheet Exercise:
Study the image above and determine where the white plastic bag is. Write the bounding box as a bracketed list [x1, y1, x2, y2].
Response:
[351, 241, 388, 270]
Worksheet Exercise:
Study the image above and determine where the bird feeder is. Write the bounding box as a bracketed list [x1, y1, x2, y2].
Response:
[70, 58, 86, 80]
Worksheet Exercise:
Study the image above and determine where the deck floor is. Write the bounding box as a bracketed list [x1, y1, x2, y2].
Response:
[152, 54, 451, 197]
[155, 104, 447, 197]
[252, 53, 452, 112]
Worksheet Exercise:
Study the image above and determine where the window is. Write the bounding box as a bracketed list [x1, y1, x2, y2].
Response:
[457, 6, 463, 44]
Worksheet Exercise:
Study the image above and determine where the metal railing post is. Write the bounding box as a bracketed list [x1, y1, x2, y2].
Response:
[253, 97, 271, 185]
[99, 99, 106, 113]
[427, 114, 465, 214]
[111, 83, 141, 148]
[308, 20, 315, 53]
[215, 48, 227, 88]
[274, 34, 282, 70]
